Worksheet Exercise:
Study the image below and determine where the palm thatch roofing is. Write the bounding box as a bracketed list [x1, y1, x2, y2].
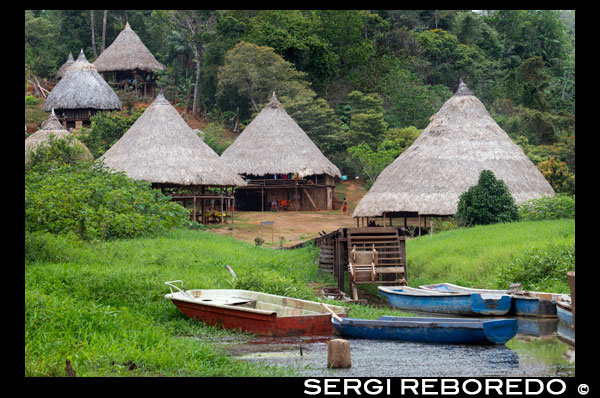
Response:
[25, 110, 93, 164]
[100, 92, 246, 187]
[220, 92, 341, 179]
[42, 50, 122, 112]
[353, 79, 555, 218]
[93, 22, 167, 73]
[57, 51, 74, 78]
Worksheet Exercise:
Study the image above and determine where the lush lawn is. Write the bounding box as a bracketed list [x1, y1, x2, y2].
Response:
[25, 219, 574, 376]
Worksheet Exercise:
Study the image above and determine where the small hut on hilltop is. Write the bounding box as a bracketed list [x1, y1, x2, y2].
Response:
[42, 50, 122, 129]
[220, 92, 341, 212]
[352, 79, 555, 232]
[25, 110, 93, 166]
[100, 92, 245, 223]
[57, 51, 74, 79]
[93, 22, 167, 97]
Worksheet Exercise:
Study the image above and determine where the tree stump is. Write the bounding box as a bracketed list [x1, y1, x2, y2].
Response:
[327, 339, 351, 368]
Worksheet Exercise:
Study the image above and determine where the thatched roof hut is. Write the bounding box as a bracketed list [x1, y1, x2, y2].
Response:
[100, 92, 245, 187]
[42, 50, 122, 113]
[221, 92, 341, 179]
[57, 51, 74, 78]
[93, 22, 166, 73]
[353, 79, 555, 218]
[25, 110, 93, 165]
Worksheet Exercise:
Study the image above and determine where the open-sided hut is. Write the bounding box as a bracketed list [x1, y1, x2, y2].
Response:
[57, 51, 74, 78]
[100, 92, 245, 223]
[93, 22, 167, 97]
[25, 110, 93, 166]
[220, 92, 341, 211]
[352, 79, 555, 230]
[42, 50, 122, 129]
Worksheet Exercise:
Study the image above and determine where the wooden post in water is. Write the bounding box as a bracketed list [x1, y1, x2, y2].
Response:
[327, 339, 351, 368]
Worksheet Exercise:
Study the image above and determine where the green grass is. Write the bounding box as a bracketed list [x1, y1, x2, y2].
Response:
[25, 219, 575, 376]
[405, 219, 575, 291]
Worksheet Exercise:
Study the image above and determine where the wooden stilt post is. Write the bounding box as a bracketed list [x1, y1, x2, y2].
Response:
[261, 186, 264, 212]
[220, 187, 224, 224]
[418, 214, 421, 236]
[193, 188, 197, 222]
[201, 186, 205, 224]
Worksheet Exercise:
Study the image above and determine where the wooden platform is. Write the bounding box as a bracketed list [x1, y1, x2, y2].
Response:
[315, 227, 407, 299]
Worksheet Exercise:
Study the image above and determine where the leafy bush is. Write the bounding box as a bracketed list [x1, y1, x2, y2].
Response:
[518, 194, 575, 221]
[79, 109, 144, 158]
[455, 170, 519, 226]
[496, 244, 575, 293]
[25, 95, 42, 106]
[25, 135, 92, 172]
[25, 163, 189, 240]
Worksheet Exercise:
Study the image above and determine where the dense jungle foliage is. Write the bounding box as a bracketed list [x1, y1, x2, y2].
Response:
[25, 10, 575, 194]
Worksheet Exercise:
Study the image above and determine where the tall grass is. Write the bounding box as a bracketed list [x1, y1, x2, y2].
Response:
[406, 219, 575, 291]
[25, 229, 325, 377]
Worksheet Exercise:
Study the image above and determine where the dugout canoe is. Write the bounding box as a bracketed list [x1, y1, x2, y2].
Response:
[556, 298, 573, 327]
[331, 316, 518, 345]
[378, 286, 511, 316]
[419, 283, 569, 318]
[164, 281, 349, 337]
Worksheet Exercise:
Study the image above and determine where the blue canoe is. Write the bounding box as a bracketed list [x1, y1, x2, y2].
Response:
[420, 283, 569, 318]
[378, 286, 511, 316]
[331, 316, 518, 345]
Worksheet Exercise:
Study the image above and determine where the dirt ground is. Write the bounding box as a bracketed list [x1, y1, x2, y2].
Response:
[209, 179, 368, 247]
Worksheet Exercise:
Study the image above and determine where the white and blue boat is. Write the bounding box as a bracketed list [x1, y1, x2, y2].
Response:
[331, 316, 518, 345]
[378, 286, 511, 316]
[419, 283, 569, 318]
[556, 299, 573, 327]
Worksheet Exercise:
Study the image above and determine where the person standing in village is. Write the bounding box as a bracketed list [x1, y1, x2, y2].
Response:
[342, 198, 348, 215]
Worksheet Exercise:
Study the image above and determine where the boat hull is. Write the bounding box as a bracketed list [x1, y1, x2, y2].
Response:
[378, 286, 511, 316]
[167, 289, 348, 337]
[556, 302, 573, 327]
[332, 316, 518, 345]
[421, 283, 562, 317]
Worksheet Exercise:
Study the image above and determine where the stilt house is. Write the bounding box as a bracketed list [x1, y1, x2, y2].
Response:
[42, 50, 122, 129]
[93, 22, 167, 97]
[352, 79, 555, 231]
[220, 92, 341, 212]
[100, 92, 245, 223]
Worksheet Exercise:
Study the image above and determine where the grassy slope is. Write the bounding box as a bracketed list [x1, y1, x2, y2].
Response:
[406, 219, 575, 289]
[25, 219, 574, 376]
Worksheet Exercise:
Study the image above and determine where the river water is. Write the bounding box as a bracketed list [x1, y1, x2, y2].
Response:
[225, 317, 574, 377]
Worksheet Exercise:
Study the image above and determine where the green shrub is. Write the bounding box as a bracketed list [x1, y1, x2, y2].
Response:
[25, 163, 189, 240]
[455, 170, 519, 226]
[518, 194, 575, 221]
[79, 109, 144, 158]
[25, 95, 42, 106]
[25, 135, 92, 172]
[496, 244, 575, 293]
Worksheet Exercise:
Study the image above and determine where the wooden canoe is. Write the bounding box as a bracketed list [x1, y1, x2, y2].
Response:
[556, 299, 573, 327]
[165, 282, 349, 337]
[378, 285, 511, 316]
[420, 283, 569, 318]
[331, 316, 518, 345]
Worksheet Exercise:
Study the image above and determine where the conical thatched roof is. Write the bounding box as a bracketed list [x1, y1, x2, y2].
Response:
[100, 92, 246, 187]
[93, 22, 167, 73]
[42, 50, 122, 112]
[220, 92, 341, 178]
[25, 110, 93, 165]
[57, 51, 74, 78]
[353, 79, 555, 217]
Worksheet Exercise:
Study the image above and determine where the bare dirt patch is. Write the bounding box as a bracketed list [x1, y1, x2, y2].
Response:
[209, 180, 368, 247]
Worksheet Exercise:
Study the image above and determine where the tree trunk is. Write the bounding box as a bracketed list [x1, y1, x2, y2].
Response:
[192, 46, 202, 117]
[101, 10, 108, 53]
[90, 11, 97, 58]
